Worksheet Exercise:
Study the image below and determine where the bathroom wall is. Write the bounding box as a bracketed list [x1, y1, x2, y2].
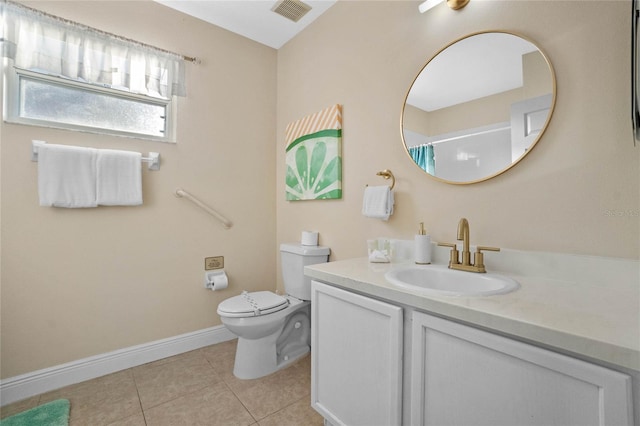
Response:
[2, 0, 638, 383]
[0, 1, 277, 378]
[276, 0, 640, 292]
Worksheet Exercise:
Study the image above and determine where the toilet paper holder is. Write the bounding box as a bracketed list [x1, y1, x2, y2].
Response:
[204, 270, 228, 290]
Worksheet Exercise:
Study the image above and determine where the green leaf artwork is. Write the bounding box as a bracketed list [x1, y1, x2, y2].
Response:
[286, 129, 342, 200]
[284, 105, 343, 201]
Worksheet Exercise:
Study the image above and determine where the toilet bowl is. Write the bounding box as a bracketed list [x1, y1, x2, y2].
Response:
[218, 292, 310, 379]
[217, 243, 330, 379]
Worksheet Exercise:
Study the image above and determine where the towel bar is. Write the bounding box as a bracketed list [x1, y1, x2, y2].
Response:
[31, 140, 161, 171]
[373, 169, 395, 189]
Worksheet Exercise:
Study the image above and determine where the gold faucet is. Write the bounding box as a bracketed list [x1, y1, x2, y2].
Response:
[438, 218, 500, 273]
[458, 218, 471, 266]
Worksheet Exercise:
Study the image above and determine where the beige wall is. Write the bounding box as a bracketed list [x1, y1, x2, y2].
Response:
[2, 0, 639, 380]
[1, 1, 277, 378]
[276, 0, 639, 291]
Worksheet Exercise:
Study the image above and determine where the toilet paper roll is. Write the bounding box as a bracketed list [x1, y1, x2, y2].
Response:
[206, 270, 228, 291]
[301, 231, 319, 246]
[211, 272, 228, 291]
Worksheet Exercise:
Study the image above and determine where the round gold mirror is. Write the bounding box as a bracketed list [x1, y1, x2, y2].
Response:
[401, 31, 556, 184]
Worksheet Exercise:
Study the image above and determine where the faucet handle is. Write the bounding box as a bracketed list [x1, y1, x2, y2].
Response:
[438, 242, 456, 247]
[438, 242, 459, 266]
[476, 245, 500, 252]
[474, 246, 500, 273]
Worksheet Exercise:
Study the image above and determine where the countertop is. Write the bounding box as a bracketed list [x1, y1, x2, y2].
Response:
[305, 255, 640, 372]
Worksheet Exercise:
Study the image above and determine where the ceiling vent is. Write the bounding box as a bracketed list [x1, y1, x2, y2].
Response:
[271, 0, 312, 23]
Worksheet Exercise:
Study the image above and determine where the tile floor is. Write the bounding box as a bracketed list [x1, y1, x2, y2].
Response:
[0, 339, 324, 425]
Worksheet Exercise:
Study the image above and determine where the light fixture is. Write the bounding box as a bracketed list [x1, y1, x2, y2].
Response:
[418, 0, 469, 13]
[418, 0, 443, 13]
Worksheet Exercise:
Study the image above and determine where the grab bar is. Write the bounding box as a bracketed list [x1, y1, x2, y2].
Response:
[175, 188, 232, 229]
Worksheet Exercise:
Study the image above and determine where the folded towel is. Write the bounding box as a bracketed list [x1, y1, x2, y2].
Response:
[38, 144, 98, 208]
[362, 185, 394, 220]
[96, 149, 142, 206]
[368, 249, 391, 263]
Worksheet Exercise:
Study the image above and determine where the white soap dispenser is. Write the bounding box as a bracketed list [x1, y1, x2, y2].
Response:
[414, 222, 431, 264]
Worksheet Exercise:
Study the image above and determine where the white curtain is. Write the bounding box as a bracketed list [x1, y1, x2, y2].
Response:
[0, 1, 186, 98]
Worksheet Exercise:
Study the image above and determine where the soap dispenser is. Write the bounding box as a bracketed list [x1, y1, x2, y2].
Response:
[414, 222, 432, 264]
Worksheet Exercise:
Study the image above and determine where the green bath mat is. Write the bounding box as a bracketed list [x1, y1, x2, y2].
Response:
[0, 399, 69, 426]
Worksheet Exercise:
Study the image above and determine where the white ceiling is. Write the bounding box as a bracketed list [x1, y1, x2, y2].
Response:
[154, 0, 337, 49]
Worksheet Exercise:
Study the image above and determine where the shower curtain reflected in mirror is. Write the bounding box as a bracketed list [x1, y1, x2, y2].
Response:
[408, 145, 435, 175]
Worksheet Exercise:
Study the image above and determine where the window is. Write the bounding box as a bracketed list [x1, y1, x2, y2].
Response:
[1, 1, 187, 142]
[4, 69, 178, 143]
[5, 67, 173, 141]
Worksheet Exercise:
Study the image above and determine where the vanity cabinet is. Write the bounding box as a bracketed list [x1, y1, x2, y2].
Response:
[311, 280, 633, 426]
[310, 281, 403, 426]
[411, 311, 633, 426]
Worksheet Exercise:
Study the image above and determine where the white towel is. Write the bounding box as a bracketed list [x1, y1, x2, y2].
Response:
[96, 149, 143, 206]
[38, 144, 98, 208]
[362, 185, 394, 220]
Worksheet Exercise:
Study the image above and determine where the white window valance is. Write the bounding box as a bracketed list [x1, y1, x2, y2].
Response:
[0, 1, 187, 98]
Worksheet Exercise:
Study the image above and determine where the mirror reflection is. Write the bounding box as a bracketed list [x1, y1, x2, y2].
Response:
[401, 31, 556, 184]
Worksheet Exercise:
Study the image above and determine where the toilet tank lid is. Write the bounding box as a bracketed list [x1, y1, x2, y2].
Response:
[280, 243, 330, 256]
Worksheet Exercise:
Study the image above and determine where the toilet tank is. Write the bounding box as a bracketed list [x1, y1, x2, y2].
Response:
[280, 243, 330, 301]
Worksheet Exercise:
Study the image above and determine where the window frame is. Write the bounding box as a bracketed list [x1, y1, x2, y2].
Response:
[3, 64, 177, 143]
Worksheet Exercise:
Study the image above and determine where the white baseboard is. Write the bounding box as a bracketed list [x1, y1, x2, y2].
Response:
[0, 325, 236, 406]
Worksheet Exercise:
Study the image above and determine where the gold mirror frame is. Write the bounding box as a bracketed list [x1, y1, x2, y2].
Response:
[400, 30, 557, 185]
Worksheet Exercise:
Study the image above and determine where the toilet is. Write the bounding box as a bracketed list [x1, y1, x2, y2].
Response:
[217, 243, 330, 379]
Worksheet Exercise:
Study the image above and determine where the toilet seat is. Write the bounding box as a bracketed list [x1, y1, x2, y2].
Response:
[217, 291, 289, 318]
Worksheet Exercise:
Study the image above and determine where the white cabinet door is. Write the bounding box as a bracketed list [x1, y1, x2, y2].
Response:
[411, 311, 633, 426]
[311, 281, 403, 426]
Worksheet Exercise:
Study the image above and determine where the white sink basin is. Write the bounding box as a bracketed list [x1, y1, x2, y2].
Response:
[385, 264, 519, 297]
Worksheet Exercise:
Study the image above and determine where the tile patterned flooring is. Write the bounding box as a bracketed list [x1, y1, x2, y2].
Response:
[0, 339, 324, 425]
